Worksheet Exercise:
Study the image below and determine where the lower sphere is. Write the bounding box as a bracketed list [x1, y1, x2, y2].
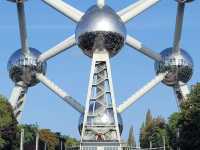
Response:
[7, 48, 47, 87]
[78, 112, 123, 135]
[155, 48, 193, 86]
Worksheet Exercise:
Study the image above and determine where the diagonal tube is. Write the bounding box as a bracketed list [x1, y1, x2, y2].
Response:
[36, 73, 85, 113]
[117, 72, 167, 113]
[126, 35, 162, 62]
[173, 81, 190, 109]
[16, 2, 29, 54]
[9, 82, 25, 108]
[117, 0, 146, 16]
[173, 3, 185, 53]
[37, 35, 76, 62]
[43, 0, 84, 22]
[9, 81, 27, 122]
[118, 0, 160, 23]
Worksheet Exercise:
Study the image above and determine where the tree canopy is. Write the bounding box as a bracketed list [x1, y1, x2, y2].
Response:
[176, 83, 200, 149]
[140, 110, 169, 149]
[0, 95, 18, 150]
[127, 126, 136, 147]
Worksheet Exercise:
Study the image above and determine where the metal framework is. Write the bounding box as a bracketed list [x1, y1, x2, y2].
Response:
[6, 0, 195, 149]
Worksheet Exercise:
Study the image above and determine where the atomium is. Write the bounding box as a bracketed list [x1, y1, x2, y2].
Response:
[6, 0, 196, 146]
[8, 48, 47, 87]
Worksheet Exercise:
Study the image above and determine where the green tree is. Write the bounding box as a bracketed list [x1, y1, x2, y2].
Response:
[176, 83, 200, 150]
[166, 112, 180, 149]
[150, 117, 168, 148]
[17, 124, 38, 150]
[140, 111, 169, 149]
[0, 95, 18, 150]
[140, 110, 153, 148]
[145, 109, 153, 127]
[127, 126, 136, 147]
[64, 136, 79, 147]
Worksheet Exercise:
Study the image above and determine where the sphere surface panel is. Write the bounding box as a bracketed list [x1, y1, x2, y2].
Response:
[8, 48, 47, 87]
[155, 48, 193, 86]
[76, 5, 126, 57]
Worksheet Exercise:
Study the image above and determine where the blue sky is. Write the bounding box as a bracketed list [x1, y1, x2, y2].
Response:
[0, 0, 199, 143]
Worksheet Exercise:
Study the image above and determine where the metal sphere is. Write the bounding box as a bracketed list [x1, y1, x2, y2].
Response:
[175, 0, 194, 3]
[8, 48, 47, 87]
[78, 111, 123, 135]
[155, 48, 193, 86]
[7, 0, 27, 3]
[75, 5, 126, 58]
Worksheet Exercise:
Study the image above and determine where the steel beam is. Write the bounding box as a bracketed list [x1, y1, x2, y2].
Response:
[119, 0, 160, 23]
[118, 72, 167, 113]
[43, 0, 84, 22]
[36, 73, 84, 113]
[126, 35, 162, 62]
[38, 35, 76, 62]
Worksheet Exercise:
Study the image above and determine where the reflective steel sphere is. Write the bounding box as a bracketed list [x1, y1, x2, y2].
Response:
[7, 0, 28, 3]
[75, 5, 126, 58]
[78, 111, 123, 135]
[155, 48, 193, 86]
[175, 0, 194, 3]
[8, 48, 47, 87]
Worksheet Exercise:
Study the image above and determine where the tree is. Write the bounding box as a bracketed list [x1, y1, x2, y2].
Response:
[127, 126, 136, 147]
[145, 109, 153, 127]
[166, 112, 180, 149]
[140, 110, 153, 148]
[176, 83, 200, 150]
[150, 117, 168, 148]
[15, 124, 79, 150]
[17, 124, 39, 150]
[140, 110, 169, 149]
[0, 95, 18, 150]
[39, 129, 59, 150]
[64, 136, 79, 147]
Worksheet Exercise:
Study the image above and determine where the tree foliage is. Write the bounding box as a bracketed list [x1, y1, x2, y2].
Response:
[166, 83, 200, 149]
[17, 124, 39, 150]
[127, 126, 136, 147]
[140, 110, 169, 149]
[166, 112, 180, 149]
[39, 129, 59, 150]
[0, 95, 18, 150]
[177, 83, 200, 150]
[64, 135, 79, 147]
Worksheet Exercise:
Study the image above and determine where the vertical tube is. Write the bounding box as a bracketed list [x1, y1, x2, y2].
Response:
[35, 132, 39, 150]
[17, 2, 29, 54]
[173, 3, 185, 53]
[44, 142, 47, 150]
[163, 136, 166, 150]
[20, 128, 24, 150]
[60, 140, 63, 150]
[150, 141, 152, 149]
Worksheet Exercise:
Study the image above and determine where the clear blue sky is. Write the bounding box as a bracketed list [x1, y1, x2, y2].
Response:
[0, 0, 199, 143]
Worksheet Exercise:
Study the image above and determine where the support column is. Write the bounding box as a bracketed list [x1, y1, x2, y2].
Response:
[9, 82, 27, 122]
[174, 81, 190, 108]
[81, 51, 121, 144]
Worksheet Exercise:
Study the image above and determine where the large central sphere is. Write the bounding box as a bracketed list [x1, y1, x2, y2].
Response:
[155, 48, 193, 86]
[78, 111, 123, 135]
[8, 48, 47, 87]
[75, 5, 126, 58]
